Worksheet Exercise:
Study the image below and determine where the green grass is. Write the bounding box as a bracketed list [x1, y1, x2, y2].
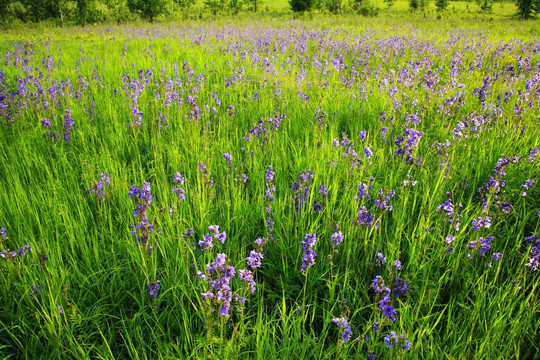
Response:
[0, 12, 539, 360]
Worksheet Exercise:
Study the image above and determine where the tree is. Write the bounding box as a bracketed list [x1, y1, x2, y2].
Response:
[21, 0, 72, 23]
[245, 0, 260, 11]
[177, 0, 196, 7]
[290, 0, 312, 12]
[409, 0, 427, 11]
[515, 0, 539, 18]
[325, 0, 342, 14]
[127, 0, 168, 22]
[229, 0, 242, 14]
[0, 0, 10, 22]
[435, 0, 448, 11]
[350, 0, 378, 16]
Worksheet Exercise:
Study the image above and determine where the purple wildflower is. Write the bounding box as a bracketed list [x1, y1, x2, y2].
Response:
[332, 317, 353, 342]
[147, 280, 160, 297]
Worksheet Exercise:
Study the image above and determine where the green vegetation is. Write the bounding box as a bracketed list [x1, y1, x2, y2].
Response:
[0, 0, 537, 25]
[0, 9, 539, 360]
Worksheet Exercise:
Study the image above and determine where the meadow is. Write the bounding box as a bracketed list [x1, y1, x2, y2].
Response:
[0, 10, 539, 360]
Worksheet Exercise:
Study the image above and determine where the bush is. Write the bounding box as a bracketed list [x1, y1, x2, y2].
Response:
[350, 0, 379, 16]
[290, 0, 313, 12]
[435, 0, 448, 11]
[127, 0, 168, 22]
[515, 0, 539, 18]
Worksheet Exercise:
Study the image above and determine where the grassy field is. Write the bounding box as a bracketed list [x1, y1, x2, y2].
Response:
[0, 11, 539, 360]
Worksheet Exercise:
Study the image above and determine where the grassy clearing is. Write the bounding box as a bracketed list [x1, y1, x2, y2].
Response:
[0, 13, 539, 360]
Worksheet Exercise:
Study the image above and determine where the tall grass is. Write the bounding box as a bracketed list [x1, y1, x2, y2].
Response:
[0, 15, 539, 359]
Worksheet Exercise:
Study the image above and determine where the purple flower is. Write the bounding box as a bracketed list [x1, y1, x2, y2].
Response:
[63, 109, 74, 144]
[198, 234, 214, 251]
[29, 285, 42, 300]
[198, 161, 206, 172]
[201, 253, 236, 317]
[359, 130, 367, 141]
[331, 231, 344, 249]
[492, 253, 502, 261]
[302, 233, 317, 250]
[173, 172, 185, 185]
[223, 153, 232, 162]
[301, 248, 317, 273]
[384, 331, 397, 349]
[41, 117, 52, 129]
[147, 280, 160, 297]
[364, 146, 373, 159]
[527, 148, 539, 162]
[238, 269, 256, 292]
[372, 276, 390, 295]
[246, 250, 263, 269]
[319, 185, 328, 197]
[332, 317, 353, 342]
[392, 277, 409, 297]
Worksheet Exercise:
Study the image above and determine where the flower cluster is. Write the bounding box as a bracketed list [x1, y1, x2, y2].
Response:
[524, 235, 539, 272]
[63, 109, 74, 144]
[371, 260, 409, 323]
[198, 253, 236, 317]
[198, 225, 227, 251]
[383, 331, 412, 350]
[88, 173, 111, 201]
[128, 182, 154, 249]
[332, 317, 353, 342]
[466, 236, 500, 260]
[471, 216, 492, 231]
[372, 276, 397, 322]
[147, 280, 160, 297]
[0, 243, 31, 260]
[374, 188, 396, 211]
[243, 115, 285, 144]
[0, 229, 31, 260]
[292, 169, 314, 211]
[198, 161, 214, 189]
[301, 233, 317, 273]
[171, 172, 186, 202]
[520, 179, 534, 197]
[264, 165, 276, 237]
[331, 231, 344, 251]
[238, 268, 256, 293]
[246, 237, 267, 269]
[394, 128, 424, 166]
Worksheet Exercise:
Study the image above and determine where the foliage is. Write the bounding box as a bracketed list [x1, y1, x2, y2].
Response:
[325, 0, 343, 14]
[245, 0, 260, 11]
[383, 0, 396, 9]
[127, 0, 169, 21]
[350, 0, 378, 15]
[0, 14, 539, 360]
[436, 0, 448, 10]
[409, 0, 428, 11]
[515, 0, 538, 18]
[229, 0, 242, 14]
[290, 0, 313, 12]
[177, 0, 196, 7]
[475, 0, 493, 12]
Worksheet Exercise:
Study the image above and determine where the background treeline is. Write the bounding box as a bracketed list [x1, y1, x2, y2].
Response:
[0, 0, 537, 27]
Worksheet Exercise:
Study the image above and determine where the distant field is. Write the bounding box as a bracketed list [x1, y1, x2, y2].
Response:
[0, 11, 539, 360]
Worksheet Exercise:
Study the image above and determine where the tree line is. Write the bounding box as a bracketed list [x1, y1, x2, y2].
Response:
[0, 0, 536, 25]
